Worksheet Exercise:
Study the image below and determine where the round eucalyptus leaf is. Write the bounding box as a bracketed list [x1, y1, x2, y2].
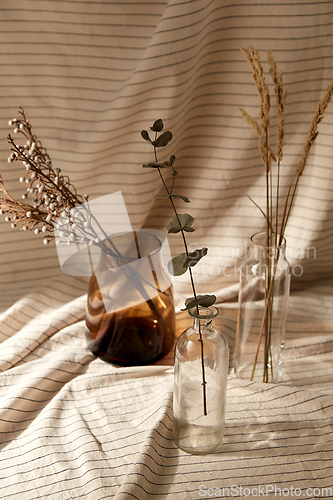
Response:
[154, 193, 190, 203]
[143, 162, 170, 169]
[167, 226, 182, 234]
[183, 247, 208, 268]
[150, 119, 164, 132]
[171, 194, 190, 203]
[170, 155, 176, 165]
[141, 130, 151, 143]
[181, 294, 217, 311]
[154, 194, 170, 199]
[152, 131, 172, 148]
[167, 253, 188, 276]
[167, 213, 194, 233]
[167, 225, 195, 234]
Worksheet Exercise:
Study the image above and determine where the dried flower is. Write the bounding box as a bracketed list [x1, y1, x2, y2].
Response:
[1, 108, 171, 333]
[0, 108, 102, 248]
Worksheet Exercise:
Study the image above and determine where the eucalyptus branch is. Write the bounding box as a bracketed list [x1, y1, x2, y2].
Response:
[141, 119, 217, 416]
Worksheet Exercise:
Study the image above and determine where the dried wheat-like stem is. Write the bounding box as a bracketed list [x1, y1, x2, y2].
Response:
[239, 108, 267, 165]
[239, 108, 276, 165]
[268, 50, 287, 163]
[279, 81, 333, 241]
[296, 82, 333, 176]
[241, 47, 271, 132]
[267, 50, 287, 243]
[240, 47, 333, 382]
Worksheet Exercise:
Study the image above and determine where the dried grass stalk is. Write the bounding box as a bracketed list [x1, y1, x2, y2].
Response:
[296, 82, 333, 176]
[239, 108, 266, 164]
[241, 46, 271, 131]
[239, 47, 333, 383]
[239, 107, 276, 165]
[268, 50, 287, 162]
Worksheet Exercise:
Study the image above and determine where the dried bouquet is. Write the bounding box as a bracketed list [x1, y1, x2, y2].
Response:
[1, 108, 94, 247]
[0, 109, 169, 327]
[239, 47, 333, 381]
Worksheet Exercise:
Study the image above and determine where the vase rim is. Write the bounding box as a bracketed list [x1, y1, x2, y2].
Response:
[101, 229, 165, 261]
[251, 231, 286, 249]
[188, 305, 219, 320]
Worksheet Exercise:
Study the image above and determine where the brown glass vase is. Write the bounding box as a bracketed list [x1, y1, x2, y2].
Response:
[85, 229, 175, 366]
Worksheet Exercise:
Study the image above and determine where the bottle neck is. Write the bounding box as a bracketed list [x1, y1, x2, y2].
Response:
[193, 317, 213, 332]
[250, 232, 286, 260]
[188, 306, 219, 332]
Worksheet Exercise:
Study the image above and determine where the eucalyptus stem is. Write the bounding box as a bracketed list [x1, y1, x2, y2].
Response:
[153, 139, 208, 416]
[141, 119, 216, 414]
[265, 127, 271, 382]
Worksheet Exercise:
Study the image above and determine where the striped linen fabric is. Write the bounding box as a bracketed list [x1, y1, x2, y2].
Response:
[0, 1, 332, 498]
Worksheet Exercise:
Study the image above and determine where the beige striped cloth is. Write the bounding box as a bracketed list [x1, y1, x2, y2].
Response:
[0, 1, 332, 498]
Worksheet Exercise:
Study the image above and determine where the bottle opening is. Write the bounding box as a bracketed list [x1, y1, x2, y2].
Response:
[188, 306, 219, 320]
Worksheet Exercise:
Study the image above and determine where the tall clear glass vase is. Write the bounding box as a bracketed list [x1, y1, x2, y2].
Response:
[173, 306, 229, 454]
[235, 232, 291, 383]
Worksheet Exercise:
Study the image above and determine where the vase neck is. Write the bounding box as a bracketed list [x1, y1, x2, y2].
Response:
[188, 306, 219, 331]
[250, 232, 286, 260]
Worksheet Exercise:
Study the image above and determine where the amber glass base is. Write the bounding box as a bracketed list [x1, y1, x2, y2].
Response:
[86, 275, 175, 366]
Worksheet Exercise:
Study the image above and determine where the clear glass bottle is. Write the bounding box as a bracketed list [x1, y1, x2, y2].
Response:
[173, 306, 229, 455]
[235, 232, 291, 383]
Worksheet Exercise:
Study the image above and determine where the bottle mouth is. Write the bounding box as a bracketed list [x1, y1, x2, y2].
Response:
[188, 305, 219, 320]
[251, 232, 286, 249]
